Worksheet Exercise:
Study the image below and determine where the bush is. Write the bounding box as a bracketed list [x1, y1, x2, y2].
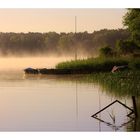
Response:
[116, 40, 138, 55]
[99, 46, 113, 57]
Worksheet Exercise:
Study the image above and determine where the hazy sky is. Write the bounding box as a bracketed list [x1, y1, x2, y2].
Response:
[0, 9, 127, 33]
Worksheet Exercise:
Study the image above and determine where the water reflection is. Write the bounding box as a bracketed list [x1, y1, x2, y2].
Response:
[0, 71, 138, 131]
[23, 73, 139, 131]
[75, 80, 78, 123]
[91, 99, 135, 131]
[84, 72, 140, 131]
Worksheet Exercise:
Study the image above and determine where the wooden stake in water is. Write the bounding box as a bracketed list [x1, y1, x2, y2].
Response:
[132, 96, 138, 118]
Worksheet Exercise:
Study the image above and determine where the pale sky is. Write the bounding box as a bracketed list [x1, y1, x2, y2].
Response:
[0, 9, 127, 33]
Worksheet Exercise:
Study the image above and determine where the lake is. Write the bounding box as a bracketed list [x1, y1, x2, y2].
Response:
[0, 57, 137, 131]
[0, 70, 135, 131]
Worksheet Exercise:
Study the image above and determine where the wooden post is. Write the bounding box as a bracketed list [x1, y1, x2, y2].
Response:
[132, 96, 138, 118]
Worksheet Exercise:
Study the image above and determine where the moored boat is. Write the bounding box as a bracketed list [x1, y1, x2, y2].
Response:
[24, 67, 39, 74]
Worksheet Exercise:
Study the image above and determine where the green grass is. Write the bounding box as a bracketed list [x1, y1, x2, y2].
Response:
[56, 57, 140, 131]
[55, 57, 140, 97]
[56, 57, 140, 73]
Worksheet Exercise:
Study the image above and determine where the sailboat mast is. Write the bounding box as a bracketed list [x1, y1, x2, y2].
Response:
[75, 16, 77, 60]
[75, 16, 77, 33]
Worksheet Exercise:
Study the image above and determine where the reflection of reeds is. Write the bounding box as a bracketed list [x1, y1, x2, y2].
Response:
[85, 70, 140, 97]
[87, 70, 140, 131]
[108, 109, 115, 124]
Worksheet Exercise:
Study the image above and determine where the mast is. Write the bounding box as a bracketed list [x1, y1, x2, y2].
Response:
[75, 16, 77, 33]
[75, 16, 77, 60]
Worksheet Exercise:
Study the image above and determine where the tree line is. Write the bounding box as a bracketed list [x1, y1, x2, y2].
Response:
[0, 29, 130, 57]
[99, 9, 140, 58]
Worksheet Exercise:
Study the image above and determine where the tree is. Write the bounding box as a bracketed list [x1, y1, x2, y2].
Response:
[0, 29, 130, 57]
[99, 45, 113, 57]
[58, 33, 74, 55]
[123, 9, 140, 46]
[44, 32, 60, 53]
[116, 39, 138, 55]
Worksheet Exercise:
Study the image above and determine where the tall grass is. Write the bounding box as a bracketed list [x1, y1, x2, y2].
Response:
[55, 56, 140, 97]
[56, 57, 130, 72]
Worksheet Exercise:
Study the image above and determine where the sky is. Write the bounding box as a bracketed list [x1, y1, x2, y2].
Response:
[0, 9, 127, 33]
[0, 0, 139, 8]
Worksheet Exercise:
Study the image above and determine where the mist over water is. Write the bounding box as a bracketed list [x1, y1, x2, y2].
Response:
[0, 56, 134, 131]
[0, 56, 74, 71]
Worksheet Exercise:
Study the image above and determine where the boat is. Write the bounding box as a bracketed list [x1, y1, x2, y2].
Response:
[24, 67, 39, 74]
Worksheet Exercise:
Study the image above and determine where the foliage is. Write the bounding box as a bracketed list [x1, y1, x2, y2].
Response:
[99, 45, 113, 57]
[123, 9, 140, 46]
[0, 29, 130, 56]
[116, 39, 138, 55]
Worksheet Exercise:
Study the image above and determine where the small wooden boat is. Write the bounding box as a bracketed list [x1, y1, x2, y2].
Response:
[24, 68, 39, 74]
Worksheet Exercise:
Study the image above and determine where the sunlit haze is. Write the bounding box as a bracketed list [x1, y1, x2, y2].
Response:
[0, 9, 127, 70]
[0, 9, 126, 33]
[0, 57, 73, 71]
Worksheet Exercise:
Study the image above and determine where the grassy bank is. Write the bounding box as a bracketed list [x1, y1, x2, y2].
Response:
[55, 57, 140, 73]
[55, 57, 140, 131]
[55, 57, 140, 96]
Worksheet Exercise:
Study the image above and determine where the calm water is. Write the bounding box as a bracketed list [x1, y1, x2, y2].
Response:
[0, 70, 134, 131]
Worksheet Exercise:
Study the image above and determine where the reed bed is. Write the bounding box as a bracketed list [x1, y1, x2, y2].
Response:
[56, 57, 140, 72]
[55, 57, 140, 97]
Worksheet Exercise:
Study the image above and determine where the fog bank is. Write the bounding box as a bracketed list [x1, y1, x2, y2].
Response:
[0, 56, 74, 71]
